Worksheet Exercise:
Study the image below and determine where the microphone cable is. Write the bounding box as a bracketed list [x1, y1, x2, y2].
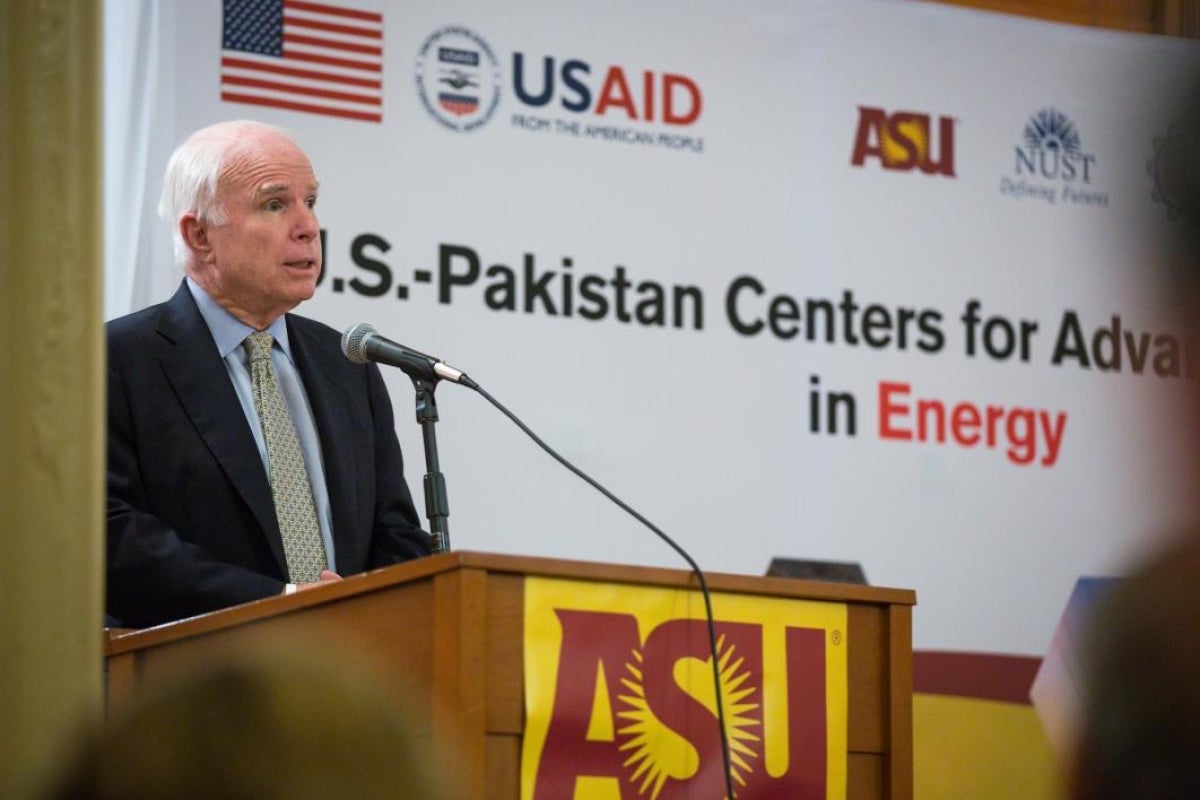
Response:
[340, 324, 736, 796]
[465, 380, 737, 799]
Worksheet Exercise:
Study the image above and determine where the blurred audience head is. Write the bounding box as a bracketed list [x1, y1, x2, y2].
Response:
[46, 645, 449, 800]
[1071, 531, 1200, 799]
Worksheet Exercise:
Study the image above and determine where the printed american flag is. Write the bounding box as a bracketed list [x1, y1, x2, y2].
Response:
[221, 0, 383, 123]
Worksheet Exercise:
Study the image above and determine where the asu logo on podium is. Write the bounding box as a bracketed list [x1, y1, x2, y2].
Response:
[850, 106, 957, 177]
[521, 578, 848, 800]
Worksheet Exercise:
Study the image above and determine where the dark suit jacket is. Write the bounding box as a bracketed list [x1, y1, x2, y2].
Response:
[107, 282, 430, 628]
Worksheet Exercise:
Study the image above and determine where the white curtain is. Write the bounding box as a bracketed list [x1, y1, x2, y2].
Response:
[103, 0, 175, 319]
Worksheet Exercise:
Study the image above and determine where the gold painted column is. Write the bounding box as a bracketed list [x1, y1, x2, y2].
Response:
[0, 1, 104, 797]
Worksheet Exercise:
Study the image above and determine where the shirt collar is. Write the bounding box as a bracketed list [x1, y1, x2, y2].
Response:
[186, 276, 293, 362]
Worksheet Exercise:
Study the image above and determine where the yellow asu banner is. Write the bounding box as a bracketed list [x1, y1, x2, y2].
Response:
[521, 577, 848, 800]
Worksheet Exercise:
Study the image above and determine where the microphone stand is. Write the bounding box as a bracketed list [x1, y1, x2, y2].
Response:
[411, 377, 451, 553]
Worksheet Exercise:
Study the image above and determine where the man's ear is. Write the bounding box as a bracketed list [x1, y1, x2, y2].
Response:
[180, 213, 212, 261]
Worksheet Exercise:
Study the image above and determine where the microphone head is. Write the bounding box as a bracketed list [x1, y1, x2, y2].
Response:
[341, 322, 376, 364]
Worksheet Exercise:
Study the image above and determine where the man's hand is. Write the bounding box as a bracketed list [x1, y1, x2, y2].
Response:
[296, 570, 343, 591]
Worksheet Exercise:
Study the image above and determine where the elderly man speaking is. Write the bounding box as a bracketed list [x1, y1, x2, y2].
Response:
[106, 120, 430, 628]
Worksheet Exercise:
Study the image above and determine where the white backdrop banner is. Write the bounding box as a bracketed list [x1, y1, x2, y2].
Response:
[109, 0, 1200, 657]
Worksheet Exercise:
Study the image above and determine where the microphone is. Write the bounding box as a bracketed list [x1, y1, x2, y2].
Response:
[341, 323, 477, 390]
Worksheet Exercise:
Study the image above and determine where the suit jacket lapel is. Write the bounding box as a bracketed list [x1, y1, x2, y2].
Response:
[287, 318, 361, 571]
[156, 283, 289, 575]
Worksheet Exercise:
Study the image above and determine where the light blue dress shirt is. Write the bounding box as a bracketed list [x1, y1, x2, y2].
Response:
[187, 277, 337, 571]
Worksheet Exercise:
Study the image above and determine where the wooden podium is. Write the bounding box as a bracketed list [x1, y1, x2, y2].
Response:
[106, 551, 915, 799]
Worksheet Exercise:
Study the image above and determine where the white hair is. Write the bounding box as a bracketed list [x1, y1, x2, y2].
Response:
[158, 120, 300, 269]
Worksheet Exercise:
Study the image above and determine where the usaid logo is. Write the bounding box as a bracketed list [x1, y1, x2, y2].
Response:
[416, 26, 706, 151]
[414, 26, 501, 132]
[511, 54, 702, 126]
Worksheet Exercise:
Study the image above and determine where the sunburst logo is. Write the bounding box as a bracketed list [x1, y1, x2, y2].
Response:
[616, 635, 763, 798]
[521, 580, 850, 799]
[1023, 108, 1081, 154]
[1005, 106, 1106, 207]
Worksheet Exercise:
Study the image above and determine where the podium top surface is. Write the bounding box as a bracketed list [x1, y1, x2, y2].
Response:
[106, 550, 915, 656]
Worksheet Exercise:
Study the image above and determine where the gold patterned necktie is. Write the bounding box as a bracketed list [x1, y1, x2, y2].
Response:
[244, 331, 327, 583]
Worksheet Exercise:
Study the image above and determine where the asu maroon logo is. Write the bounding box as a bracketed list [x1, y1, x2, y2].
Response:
[850, 106, 957, 177]
[521, 580, 848, 800]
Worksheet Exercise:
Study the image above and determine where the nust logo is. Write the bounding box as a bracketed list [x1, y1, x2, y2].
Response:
[1000, 108, 1108, 207]
[850, 106, 957, 177]
[1015, 108, 1094, 183]
[522, 580, 848, 800]
[512, 54, 702, 125]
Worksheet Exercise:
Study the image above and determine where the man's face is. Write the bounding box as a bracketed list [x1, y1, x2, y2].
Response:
[196, 132, 322, 328]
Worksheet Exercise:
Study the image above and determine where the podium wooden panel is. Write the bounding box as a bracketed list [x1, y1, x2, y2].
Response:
[105, 551, 915, 799]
